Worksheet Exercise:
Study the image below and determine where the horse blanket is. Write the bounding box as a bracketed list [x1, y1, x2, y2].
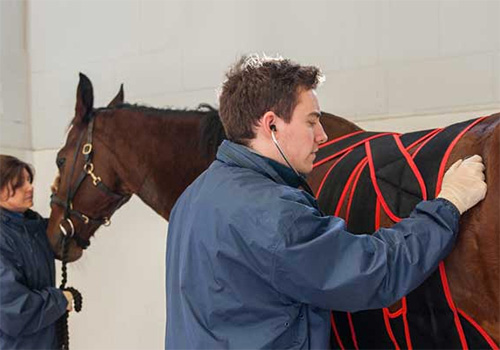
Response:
[313, 117, 497, 349]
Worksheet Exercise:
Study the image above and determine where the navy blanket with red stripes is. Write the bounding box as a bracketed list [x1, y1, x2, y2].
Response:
[313, 117, 496, 349]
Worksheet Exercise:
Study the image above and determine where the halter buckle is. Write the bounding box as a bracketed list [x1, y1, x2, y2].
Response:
[84, 163, 101, 186]
[83, 162, 94, 173]
[81, 214, 89, 225]
[59, 218, 75, 238]
[82, 143, 93, 155]
[104, 217, 111, 226]
[92, 176, 102, 186]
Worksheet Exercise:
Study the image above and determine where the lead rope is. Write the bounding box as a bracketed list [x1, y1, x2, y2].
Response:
[57, 236, 83, 350]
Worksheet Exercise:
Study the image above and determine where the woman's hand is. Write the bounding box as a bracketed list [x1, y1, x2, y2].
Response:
[63, 291, 74, 312]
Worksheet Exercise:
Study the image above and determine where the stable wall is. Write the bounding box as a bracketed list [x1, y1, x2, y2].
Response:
[0, 1, 499, 349]
[25, 0, 499, 153]
[0, 0, 31, 161]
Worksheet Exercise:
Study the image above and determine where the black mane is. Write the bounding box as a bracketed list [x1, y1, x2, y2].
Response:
[197, 104, 227, 159]
[96, 103, 203, 116]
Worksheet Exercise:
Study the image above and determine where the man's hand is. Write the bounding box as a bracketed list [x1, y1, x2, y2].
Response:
[438, 155, 487, 214]
[63, 291, 74, 312]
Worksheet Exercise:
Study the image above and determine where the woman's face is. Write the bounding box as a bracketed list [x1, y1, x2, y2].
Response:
[0, 168, 34, 213]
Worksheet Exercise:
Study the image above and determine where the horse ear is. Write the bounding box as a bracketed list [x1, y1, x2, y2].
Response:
[74, 73, 94, 124]
[107, 84, 124, 107]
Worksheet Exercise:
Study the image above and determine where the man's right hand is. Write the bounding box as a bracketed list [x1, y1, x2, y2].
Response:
[437, 154, 487, 214]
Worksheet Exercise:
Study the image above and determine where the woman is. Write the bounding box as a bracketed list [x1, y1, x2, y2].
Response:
[0, 155, 72, 349]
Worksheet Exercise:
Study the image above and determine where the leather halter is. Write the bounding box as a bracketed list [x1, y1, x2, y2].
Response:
[50, 113, 131, 249]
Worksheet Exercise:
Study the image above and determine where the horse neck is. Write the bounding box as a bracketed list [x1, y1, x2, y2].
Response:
[99, 110, 213, 220]
[321, 112, 363, 139]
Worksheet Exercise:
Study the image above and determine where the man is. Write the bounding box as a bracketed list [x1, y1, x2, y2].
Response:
[165, 55, 487, 348]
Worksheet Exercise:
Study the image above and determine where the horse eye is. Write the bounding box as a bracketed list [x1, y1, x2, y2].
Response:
[56, 157, 66, 168]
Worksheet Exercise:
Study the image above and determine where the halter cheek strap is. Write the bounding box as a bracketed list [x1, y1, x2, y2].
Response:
[51, 114, 131, 250]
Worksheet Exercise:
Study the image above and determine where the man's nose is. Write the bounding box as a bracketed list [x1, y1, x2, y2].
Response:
[316, 123, 328, 144]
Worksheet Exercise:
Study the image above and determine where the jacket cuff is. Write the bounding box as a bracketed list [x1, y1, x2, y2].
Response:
[433, 198, 461, 221]
[52, 288, 69, 314]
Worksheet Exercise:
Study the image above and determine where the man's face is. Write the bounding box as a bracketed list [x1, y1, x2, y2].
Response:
[0, 169, 34, 213]
[274, 89, 328, 175]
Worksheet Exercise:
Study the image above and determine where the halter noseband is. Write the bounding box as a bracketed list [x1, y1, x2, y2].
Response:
[51, 113, 131, 249]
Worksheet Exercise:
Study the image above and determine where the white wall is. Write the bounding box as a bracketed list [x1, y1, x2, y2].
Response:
[0, 0, 499, 349]
[0, 0, 31, 158]
[23, 0, 500, 151]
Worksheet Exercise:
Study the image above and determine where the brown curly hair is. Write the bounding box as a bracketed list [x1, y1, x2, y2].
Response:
[218, 54, 324, 145]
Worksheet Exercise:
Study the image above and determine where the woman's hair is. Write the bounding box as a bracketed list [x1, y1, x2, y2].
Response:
[218, 54, 324, 145]
[0, 155, 34, 197]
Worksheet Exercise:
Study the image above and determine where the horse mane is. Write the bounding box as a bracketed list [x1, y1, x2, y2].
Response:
[197, 104, 227, 159]
[94, 103, 227, 160]
[95, 103, 201, 116]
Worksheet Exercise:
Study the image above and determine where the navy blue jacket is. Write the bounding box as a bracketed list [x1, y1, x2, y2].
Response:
[165, 140, 460, 349]
[0, 208, 67, 349]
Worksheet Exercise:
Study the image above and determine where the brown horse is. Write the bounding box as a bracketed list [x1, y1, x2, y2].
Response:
[48, 74, 499, 348]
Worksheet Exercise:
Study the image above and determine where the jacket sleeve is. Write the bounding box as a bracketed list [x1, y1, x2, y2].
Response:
[0, 236, 68, 337]
[271, 198, 460, 312]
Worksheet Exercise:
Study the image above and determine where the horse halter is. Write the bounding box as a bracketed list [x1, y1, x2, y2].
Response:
[50, 113, 131, 250]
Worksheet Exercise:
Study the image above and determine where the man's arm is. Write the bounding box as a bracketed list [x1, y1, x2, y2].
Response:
[272, 155, 486, 311]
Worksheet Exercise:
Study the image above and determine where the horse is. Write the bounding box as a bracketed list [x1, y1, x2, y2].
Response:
[48, 73, 499, 348]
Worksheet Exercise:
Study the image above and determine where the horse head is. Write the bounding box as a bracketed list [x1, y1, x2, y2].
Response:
[48, 73, 131, 262]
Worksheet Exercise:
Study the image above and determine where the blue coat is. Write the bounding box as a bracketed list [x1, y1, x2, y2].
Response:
[0, 208, 68, 349]
[165, 140, 460, 349]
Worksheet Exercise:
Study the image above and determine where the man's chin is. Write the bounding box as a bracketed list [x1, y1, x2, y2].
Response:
[299, 165, 314, 176]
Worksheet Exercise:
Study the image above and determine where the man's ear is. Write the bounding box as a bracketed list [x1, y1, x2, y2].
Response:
[261, 111, 278, 135]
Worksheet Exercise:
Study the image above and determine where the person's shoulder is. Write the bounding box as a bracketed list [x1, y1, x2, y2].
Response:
[199, 159, 272, 193]
[0, 215, 17, 236]
[0, 222, 18, 254]
[181, 160, 313, 214]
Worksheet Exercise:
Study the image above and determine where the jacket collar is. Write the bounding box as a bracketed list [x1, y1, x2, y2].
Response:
[0, 207, 24, 222]
[0, 208, 44, 232]
[216, 140, 303, 188]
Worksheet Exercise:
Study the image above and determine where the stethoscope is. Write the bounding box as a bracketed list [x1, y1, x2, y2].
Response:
[270, 125, 315, 197]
